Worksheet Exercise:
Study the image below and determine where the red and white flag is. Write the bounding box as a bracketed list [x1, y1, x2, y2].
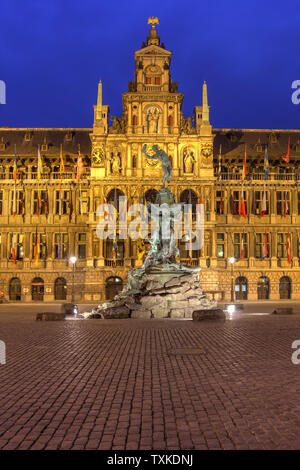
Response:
[240, 188, 247, 218]
[76, 150, 84, 182]
[11, 234, 16, 264]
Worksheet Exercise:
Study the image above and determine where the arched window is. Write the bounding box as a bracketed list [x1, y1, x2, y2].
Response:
[132, 155, 137, 168]
[106, 188, 125, 213]
[179, 189, 198, 214]
[168, 115, 174, 126]
[132, 115, 138, 126]
[32, 277, 44, 301]
[54, 277, 67, 300]
[9, 277, 21, 301]
[279, 276, 291, 299]
[235, 276, 248, 300]
[257, 276, 270, 300]
[145, 189, 158, 204]
[105, 276, 123, 300]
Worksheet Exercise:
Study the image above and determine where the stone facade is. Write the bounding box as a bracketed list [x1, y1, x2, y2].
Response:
[0, 23, 300, 302]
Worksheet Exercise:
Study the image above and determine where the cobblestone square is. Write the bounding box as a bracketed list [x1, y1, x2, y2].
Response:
[1, 307, 300, 450]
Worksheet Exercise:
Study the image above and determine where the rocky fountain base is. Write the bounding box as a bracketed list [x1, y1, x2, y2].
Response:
[88, 264, 218, 320]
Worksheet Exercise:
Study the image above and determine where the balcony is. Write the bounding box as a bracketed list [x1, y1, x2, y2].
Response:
[0, 170, 90, 181]
[218, 172, 298, 182]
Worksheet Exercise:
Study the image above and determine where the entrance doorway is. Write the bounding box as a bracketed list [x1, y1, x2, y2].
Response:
[235, 276, 248, 300]
[257, 276, 270, 300]
[55, 277, 67, 300]
[32, 277, 44, 301]
[9, 277, 21, 301]
[105, 276, 123, 300]
[279, 276, 291, 299]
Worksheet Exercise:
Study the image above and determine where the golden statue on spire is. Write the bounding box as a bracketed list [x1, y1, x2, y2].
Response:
[147, 16, 159, 29]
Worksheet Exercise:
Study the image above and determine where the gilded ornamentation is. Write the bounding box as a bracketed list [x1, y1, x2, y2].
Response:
[201, 143, 213, 159]
[92, 146, 105, 167]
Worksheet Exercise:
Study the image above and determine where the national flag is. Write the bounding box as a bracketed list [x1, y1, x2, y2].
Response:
[286, 233, 291, 265]
[264, 147, 270, 180]
[263, 230, 268, 258]
[242, 144, 247, 180]
[104, 197, 109, 219]
[261, 188, 267, 217]
[112, 238, 118, 264]
[34, 228, 40, 265]
[240, 189, 247, 218]
[76, 150, 84, 182]
[12, 186, 17, 216]
[241, 233, 245, 260]
[37, 146, 43, 179]
[218, 145, 222, 180]
[281, 137, 290, 163]
[11, 234, 16, 264]
[13, 145, 17, 182]
[59, 144, 65, 174]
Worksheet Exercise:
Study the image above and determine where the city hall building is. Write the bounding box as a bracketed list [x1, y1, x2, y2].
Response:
[0, 21, 300, 303]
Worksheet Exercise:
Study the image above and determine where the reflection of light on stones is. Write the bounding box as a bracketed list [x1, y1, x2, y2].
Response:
[226, 304, 235, 320]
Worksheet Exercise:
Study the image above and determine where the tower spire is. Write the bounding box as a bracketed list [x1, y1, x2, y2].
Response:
[96, 79, 102, 121]
[202, 80, 210, 124]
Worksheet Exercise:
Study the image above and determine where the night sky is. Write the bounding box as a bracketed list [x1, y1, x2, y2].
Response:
[1, 0, 300, 129]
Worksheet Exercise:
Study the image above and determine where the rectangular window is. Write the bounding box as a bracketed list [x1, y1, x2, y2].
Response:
[78, 233, 87, 259]
[277, 191, 290, 216]
[231, 191, 247, 215]
[154, 77, 160, 85]
[32, 232, 47, 259]
[277, 233, 288, 258]
[253, 191, 269, 216]
[255, 233, 270, 258]
[0, 190, 2, 215]
[54, 233, 68, 259]
[216, 233, 225, 258]
[215, 191, 224, 215]
[55, 190, 70, 215]
[9, 233, 24, 260]
[33, 191, 48, 215]
[146, 77, 151, 84]
[11, 190, 25, 216]
[234, 233, 248, 259]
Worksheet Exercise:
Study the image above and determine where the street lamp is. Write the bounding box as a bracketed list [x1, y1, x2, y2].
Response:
[229, 257, 235, 302]
[70, 256, 77, 303]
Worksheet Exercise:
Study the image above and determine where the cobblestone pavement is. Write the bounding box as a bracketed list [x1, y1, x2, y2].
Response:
[1, 310, 300, 450]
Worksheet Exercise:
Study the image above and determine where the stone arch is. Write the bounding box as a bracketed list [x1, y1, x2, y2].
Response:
[9, 277, 21, 301]
[105, 276, 123, 300]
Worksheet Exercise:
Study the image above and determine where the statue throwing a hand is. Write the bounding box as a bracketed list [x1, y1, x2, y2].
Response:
[142, 144, 172, 187]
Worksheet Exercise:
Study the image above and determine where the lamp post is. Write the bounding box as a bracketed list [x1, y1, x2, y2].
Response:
[70, 256, 77, 303]
[229, 257, 235, 302]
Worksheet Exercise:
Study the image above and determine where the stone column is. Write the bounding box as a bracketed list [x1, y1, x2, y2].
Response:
[126, 144, 132, 177]
[173, 146, 179, 177]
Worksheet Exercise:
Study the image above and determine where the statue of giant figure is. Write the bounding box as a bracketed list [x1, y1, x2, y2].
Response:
[142, 144, 172, 187]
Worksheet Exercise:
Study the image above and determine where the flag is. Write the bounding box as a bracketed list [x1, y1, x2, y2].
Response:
[12, 185, 17, 216]
[241, 233, 245, 260]
[13, 145, 17, 182]
[59, 144, 64, 174]
[261, 188, 267, 217]
[76, 150, 84, 182]
[37, 146, 43, 179]
[104, 197, 109, 219]
[242, 144, 247, 180]
[281, 137, 290, 163]
[263, 230, 268, 258]
[11, 234, 16, 264]
[112, 238, 118, 264]
[34, 228, 40, 265]
[264, 147, 270, 180]
[218, 145, 222, 180]
[286, 233, 291, 265]
[240, 189, 247, 218]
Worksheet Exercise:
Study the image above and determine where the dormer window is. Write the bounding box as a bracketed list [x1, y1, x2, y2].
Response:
[270, 134, 277, 143]
[65, 132, 73, 142]
[230, 134, 237, 142]
[25, 132, 31, 142]
[296, 144, 300, 152]
[256, 144, 263, 152]
[41, 144, 48, 152]
[0, 139, 5, 151]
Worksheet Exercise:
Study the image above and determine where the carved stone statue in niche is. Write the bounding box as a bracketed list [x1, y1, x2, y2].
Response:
[110, 115, 126, 134]
[147, 107, 160, 133]
[183, 149, 196, 173]
[180, 116, 195, 135]
[110, 152, 121, 175]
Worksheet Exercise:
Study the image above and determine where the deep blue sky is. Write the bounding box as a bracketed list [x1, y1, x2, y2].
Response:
[1, 0, 300, 129]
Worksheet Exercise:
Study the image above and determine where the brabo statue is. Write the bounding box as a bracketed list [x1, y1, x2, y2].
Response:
[142, 144, 172, 187]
